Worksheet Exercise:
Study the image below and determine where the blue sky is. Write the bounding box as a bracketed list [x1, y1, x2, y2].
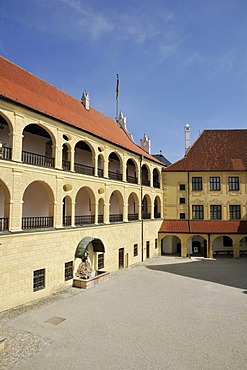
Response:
[1, 0, 247, 162]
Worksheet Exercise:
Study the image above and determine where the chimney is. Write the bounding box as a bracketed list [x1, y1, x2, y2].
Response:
[185, 123, 190, 154]
[140, 134, 151, 154]
[81, 92, 90, 110]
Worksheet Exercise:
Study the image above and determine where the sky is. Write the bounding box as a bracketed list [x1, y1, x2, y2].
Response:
[1, 0, 247, 163]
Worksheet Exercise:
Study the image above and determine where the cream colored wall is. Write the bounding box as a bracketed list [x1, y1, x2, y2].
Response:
[0, 99, 163, 312]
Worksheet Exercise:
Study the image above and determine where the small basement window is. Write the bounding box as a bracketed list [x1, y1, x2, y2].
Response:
[33, 268, 45, 292]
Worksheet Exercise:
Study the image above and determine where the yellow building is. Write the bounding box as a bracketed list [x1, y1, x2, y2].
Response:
[0, 57, 164, 312]
[160, 128, 247, 259]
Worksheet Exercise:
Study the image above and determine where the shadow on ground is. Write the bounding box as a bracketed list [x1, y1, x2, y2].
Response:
[146, 258, 247, 290]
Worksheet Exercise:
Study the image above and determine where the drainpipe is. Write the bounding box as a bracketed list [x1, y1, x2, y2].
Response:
[140, 155, 144, 262]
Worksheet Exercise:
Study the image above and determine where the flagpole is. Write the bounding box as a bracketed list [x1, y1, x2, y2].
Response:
[116, 74, 119, 119]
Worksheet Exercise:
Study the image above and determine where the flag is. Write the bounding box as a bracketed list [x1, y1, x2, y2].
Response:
[116, 74, 119, 100]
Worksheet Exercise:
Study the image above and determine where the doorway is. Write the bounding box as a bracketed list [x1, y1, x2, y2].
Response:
[119, 248, 124, 269]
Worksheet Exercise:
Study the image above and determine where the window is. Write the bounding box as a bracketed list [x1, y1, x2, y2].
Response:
[210, 177, 220, 191]
[192, 177, 202, 191]
[33, 268, 45, 292]
[180, 213, 186, 219]
[179, 184, 186, 190]
[229, 205, 241, 219]
[155, 239, 158, 249]
[192, 205, 204, 219]
[134, 243, 138, 256]
[65, 261, 73, 281]
[223, 236, 232, 247]
[228, 177, 239, 191]
[98, 253, 104, 269]
[210, 205, 222, 219]
[179, 197, 186, 204]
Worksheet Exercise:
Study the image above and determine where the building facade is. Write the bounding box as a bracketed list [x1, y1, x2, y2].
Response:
[159, 129, 247, 259]
[0, 57, 164, 311]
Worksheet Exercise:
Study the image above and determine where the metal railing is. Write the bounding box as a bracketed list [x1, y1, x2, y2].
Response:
[109, 214, 123, 222]
[74, 163, 94, 176]
[154, 212, 161, 218]
[153, 181, 160, 188]
[0, 217, 8, 231]
[142, 213, 151, 219]
[98, 215, 104, 223]
[22, 216, 53, 229]
[127, 175, 138, 184]
[75, 215, 95, 225]
[98, 168, 104, 177]
[142, 178, 150, 186]
[63, 216, 71, 226]
[62, 160, 71, 171]
[0, 147, 12, 160]
[108, 171, 122, 181]
[22, 151, 54, 168]
[128, 213, 138, 221]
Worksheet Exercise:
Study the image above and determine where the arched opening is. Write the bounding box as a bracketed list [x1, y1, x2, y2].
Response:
[22, 124, 55, 168]
[126, 159, 138, 184]
[141, 164, 150, 186]
[154, 196, 161, 218]
[75, 187, 95, 226]
[0, 180, 11, 231]
[128, 192, 139, 221]
[108, 152, 122, 181]
[62, 196, 72, 226]
[109, 190, 123, 222]
[22, 181, 54, 229]
[153, 168, 160, 188]
[142, 194, 151, 219]
[98, 154, 104, 177]
[0, 114, 12, 160]
[187, 235, 207, 257]
[74, 141, 94, 176]
[98, 198, 104, 223]
[62, 143, 71, 171]
[75, 237, 105, 273]
[213, 236, 233, 257]
[161, 235, 181, 256]
[239, 237, 247, 257]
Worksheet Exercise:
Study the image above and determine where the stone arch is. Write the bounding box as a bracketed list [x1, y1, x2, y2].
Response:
[187, 235, 207, 257]
[128, 192, 139, 221]
[62, 195, 72, 226]
[153, 167, 161, 188]
[22, 180, 54, 229]
[98, 153, 104, 177]
[0, 112, 13, 159]
[0, 179, 11, 231]
[22, 123, 56, 167]
[75, 186, 96, 225]
[154, 195, 161, 218]
[212, 235, 233, 257]
[126, 158, 138, 184]
[62, 142, 71, 171]
[141, 164, 151, 186]
[239, 236, 247, 257]
[74, 140, 95, 175]
[161, 235, 182, 256]
[142, 193, 151, 219]
[98, 197, 104, 223]
[108, 152, 123, 181]
[109, 190, 123, 222]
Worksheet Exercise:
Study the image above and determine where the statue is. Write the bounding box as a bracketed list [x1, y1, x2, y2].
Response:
[76, 250, 93, 279]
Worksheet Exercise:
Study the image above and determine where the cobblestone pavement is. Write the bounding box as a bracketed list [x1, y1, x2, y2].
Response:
[0, 287, 80, 369]
[1, 257, 247, 370]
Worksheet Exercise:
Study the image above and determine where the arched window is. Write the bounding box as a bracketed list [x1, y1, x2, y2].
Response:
[126, 159, 138, 184]
[74, 141, 94, 176]
[109, 191, 123, 222]
[108, 152, 122, 181]
[75, 187, 95, 225]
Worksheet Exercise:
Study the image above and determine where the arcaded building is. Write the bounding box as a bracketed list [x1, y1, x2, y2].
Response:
[0, 57, 164, 311]
[159, 128, 247, 258]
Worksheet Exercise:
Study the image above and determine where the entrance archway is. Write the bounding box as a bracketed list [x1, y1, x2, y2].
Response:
[161, 235, 181, 256]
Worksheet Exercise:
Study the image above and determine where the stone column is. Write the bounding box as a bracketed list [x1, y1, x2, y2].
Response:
[10, 169, 23, 231]
[233, 237, 240, 259]
[180, 236, 187, 258]
[208, 235, 213, 258]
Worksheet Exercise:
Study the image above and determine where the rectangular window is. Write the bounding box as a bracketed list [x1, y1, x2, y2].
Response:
[98, 253, 104, 270]
[179, 184, 186, 190]
[155, 239, 158, 249]
[192, 177, 202, 191]
[210, 205, 222, 220]
[180, 213, 186, 219]
[228, 177, 239, 191]
[179, 197, 186, 204]
[192, 205, 204, 219]
[65, 261, 73, 281]
[229, 205, 241, 219]
[33, 268, 45, 292]
[210, 177, 221, 191]
[134, 243, 138, 256]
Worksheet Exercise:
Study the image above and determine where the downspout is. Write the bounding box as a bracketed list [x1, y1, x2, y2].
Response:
[140, 155, 144, 262]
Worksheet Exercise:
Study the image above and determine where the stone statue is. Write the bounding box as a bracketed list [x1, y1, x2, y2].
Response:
[76, 251, 93, 279]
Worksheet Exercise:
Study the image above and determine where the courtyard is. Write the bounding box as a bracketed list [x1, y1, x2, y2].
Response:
[1, 256, 247, 370]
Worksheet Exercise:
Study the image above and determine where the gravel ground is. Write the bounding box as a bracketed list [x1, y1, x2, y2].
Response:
[1, 257, 247, 370]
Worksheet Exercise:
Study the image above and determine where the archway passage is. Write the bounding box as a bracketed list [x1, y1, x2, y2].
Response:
[75, 237, 105, 259]
[161, 235, 182, 256]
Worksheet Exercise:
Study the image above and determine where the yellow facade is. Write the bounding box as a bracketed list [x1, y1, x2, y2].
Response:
[0, 100, 163, 312]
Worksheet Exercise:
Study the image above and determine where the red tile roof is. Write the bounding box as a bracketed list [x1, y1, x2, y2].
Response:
[166, 129, 247, 171]
[159, 220, 247, 234]
[0, 57, 160, 164]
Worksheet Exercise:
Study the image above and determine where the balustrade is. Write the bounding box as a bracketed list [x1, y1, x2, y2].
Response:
[22, 216, 53, 229]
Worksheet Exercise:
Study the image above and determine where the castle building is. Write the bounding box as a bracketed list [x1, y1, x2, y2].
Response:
[159, 128, 247, 259]
[0, 57, 164, 311]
